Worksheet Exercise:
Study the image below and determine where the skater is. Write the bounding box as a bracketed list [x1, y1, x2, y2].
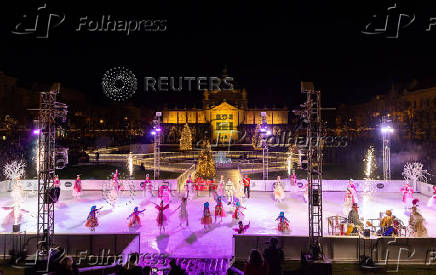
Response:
[401, 182, 414, 210]
[158, 184, 171, 205]
[176, 197, 189, 227]
[127, 207, 145, 228]
[185, 175, 194, 200]
[343, 187, 354, 216]
[85, 205, 102, 232]
[201, 202, 213, 231]
[276, 211, 290, 232]
[427, 185, 436, 207]
[214, 196, 226, 222]
[347, 179, 359, 204]
[218, 175, 225, 197]
[273, 177, 286, 203]
[73, 175, 82, 198]
[225, 178, 235, 205]
[290, 170, 297, 186]
[243, 174, 251, 198]
[232, 200, 246, 221]
[234, 221, 250, 234]
[143, 174, 153, 198]
[234, 179, 244, 202]
[154, 200, 169, 233]
[112, 169, 120, 192]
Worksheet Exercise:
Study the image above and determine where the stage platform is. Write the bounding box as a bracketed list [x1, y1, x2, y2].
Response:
[1, 186, 435, 261]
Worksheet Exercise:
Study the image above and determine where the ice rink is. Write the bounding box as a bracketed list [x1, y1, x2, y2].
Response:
[1, 189, 434, 258]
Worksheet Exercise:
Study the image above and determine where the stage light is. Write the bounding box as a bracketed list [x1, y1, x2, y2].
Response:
[151, 131, 156, 136]
[33, 129, 41, 135]
[266, 130, 272, 135]
[156, 128, 161, 132]
[380, 126, 394, 134]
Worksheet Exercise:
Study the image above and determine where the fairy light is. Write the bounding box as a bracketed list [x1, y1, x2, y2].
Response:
[362, 146, 376, 219]
[128, 152, 133, 177]
[287, 153, 292, 176]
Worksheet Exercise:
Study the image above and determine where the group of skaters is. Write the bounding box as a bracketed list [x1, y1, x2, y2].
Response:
[81, 172, 435, 236]
[342, 179, 430, 237]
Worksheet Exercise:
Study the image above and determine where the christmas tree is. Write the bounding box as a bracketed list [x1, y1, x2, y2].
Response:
[179, 124, 192, 151]
[251, 124, 262, 150]
[195, 140, 216, 180]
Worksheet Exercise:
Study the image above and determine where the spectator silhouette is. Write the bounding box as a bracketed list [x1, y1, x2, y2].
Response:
[263, 238, 284, 275]
[168, 259, 186, 275]
[244, 249, 269, 275]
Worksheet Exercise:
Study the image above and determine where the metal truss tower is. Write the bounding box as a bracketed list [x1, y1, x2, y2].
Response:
[153, 112, 162, 180]
[37, 83, 67, 253]
[261, 112, 269, 180]
[296, 82, 324, 260]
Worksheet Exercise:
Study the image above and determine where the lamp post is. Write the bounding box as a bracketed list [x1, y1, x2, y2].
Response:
[152, 112, 162, 180]
[381, 117, 394, 181]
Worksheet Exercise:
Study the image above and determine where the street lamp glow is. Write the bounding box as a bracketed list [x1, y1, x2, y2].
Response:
[32, 129, 41, 135]
[381, 126, 394, 134]
[151, 131, 156, 136]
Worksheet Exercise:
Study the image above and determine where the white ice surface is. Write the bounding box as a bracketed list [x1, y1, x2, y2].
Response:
[1, 190, 434, 258]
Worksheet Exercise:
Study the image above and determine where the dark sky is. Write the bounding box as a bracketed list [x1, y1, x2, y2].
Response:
[1, 0, 436, 109]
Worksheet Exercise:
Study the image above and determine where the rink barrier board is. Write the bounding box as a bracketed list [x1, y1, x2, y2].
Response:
[0, 180, 432, 195]
[233, 234, 436, 263]
[0, 232, 140, 259]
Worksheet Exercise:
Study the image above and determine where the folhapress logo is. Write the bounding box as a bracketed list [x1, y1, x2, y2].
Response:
[11, 3, 167, 39]
[11, 3, 65, 39]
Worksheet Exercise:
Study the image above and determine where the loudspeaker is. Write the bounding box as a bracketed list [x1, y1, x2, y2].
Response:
[13, 224, 20, 232]
[44, 187, 60, 204]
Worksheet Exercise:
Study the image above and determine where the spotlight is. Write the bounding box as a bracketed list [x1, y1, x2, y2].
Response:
[151, 131, 156, 136]
[33, 129, 41, 135]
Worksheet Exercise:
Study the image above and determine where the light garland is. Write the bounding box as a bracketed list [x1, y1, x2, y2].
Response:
[102, 66, 137, 101]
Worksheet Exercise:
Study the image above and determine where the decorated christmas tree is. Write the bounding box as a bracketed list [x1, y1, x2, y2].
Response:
[195, 140, 216, 180]
[179, 124, 192, 151]
[251, 123, 262, 150]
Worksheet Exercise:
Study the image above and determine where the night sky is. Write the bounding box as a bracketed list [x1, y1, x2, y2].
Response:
[2, 1, 436, 109]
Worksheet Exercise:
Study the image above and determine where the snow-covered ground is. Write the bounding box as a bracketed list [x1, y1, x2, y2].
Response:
[1, 189, 434, 258]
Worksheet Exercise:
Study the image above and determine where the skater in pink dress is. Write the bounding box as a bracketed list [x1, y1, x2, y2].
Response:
[214, 196, 226, 222]
[53, 175, 61, 203]
[127, 206, 145, 228]
[347, 179, 359, 203]
[201, 202, 213, 231]
[112, 169, 120, 192]
[427, 185, 436, 207]
[343, 188, 354, 216]
[234, 221, 250, 234]
[290, 171, 297, 186]
[158, 184, 171, 205]
[73, 175, 82, 198]
[154, 200, 169, 233]
[401, 183, 414, 209]
[85, 205, 102, 232]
